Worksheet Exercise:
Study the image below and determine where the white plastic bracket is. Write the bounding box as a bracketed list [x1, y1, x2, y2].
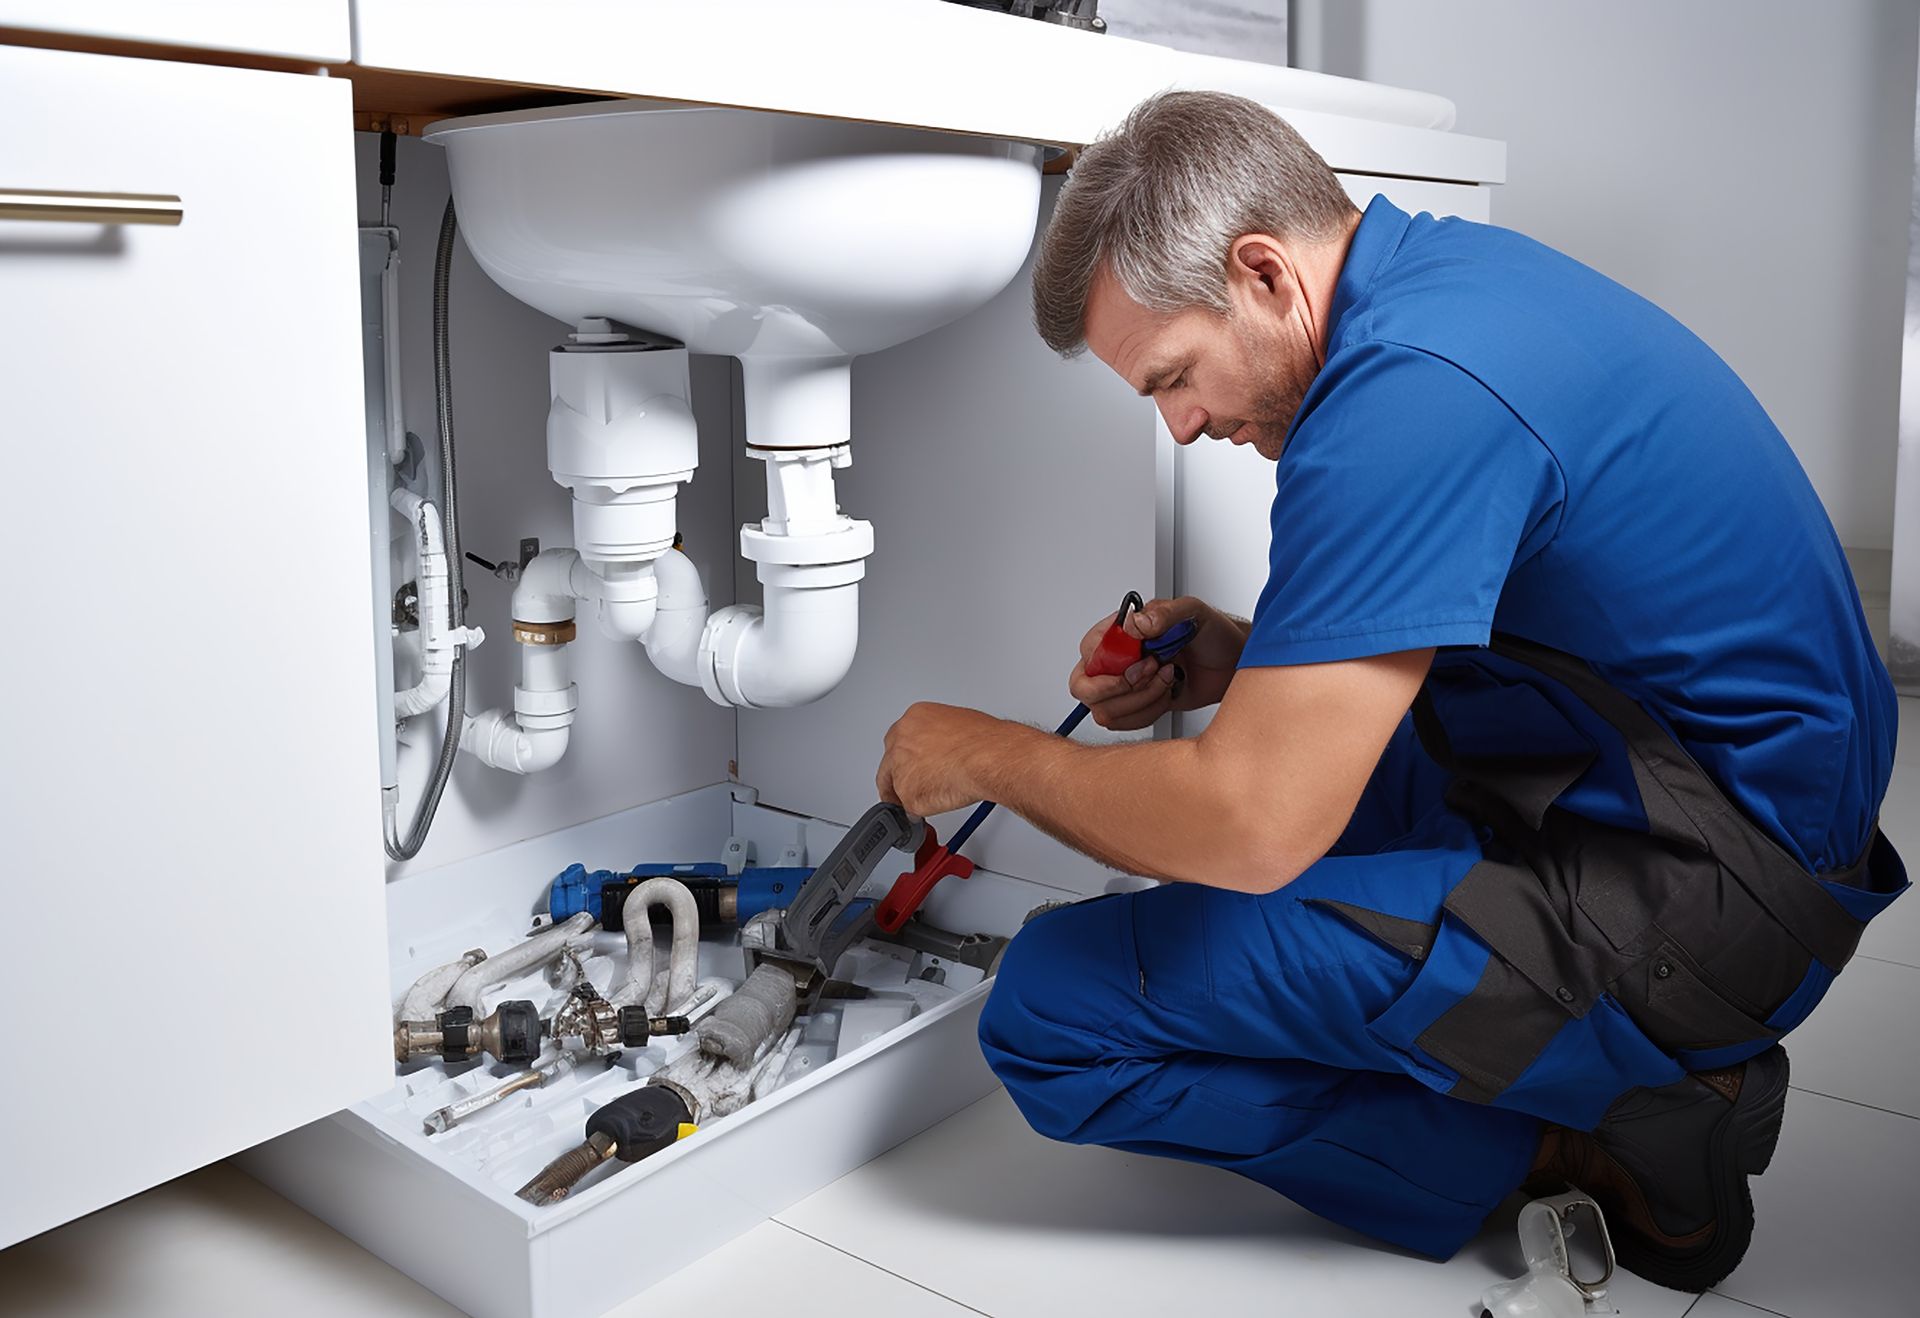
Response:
[722, 835, 751, 876]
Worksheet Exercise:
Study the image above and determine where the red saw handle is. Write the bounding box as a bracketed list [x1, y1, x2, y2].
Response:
[874, 830, 975, 933]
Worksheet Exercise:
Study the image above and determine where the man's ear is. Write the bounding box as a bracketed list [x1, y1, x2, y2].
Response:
[1228, 233, 1296, 313]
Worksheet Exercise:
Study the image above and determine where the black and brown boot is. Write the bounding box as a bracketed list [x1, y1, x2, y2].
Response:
[1526, 1045, 1791, 1292]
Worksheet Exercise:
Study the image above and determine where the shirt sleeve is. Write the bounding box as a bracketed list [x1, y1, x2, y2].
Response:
[1239, 339, 1565, 668]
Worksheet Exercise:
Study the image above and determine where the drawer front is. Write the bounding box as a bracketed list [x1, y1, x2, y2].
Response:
[0, 46, 390, 1247]
[0, 1, 348, 62]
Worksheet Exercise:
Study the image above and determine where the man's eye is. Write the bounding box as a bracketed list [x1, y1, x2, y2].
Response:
[1169, 374, 1187, 391]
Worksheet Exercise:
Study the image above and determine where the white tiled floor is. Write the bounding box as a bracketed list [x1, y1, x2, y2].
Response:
[7, 708, 1920, 1318]
[1685, 1297, 1787, 1318]
[776, 1087, 1696, 1318]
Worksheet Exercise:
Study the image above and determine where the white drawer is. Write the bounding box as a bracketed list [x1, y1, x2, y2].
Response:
[0, 1, 348, 62]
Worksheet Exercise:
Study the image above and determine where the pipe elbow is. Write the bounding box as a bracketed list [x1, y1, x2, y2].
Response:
[598, 594, 658, 643]
[460, 708, 571, 775]
[706, 580, 860, 708]
[393, 670, 453, 720]
[512, 724, 570, 774]
[511, 549, 582, 625]
[643, 548, 711, 688]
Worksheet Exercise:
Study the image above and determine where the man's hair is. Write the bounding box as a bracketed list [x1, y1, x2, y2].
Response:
[1032, 90, 1357, 357]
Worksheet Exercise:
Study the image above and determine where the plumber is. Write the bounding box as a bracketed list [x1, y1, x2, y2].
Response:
[874, 90, 1906, 1292]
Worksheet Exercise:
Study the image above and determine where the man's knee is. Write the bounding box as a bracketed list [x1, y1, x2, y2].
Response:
[978, 897, 1139, 1124]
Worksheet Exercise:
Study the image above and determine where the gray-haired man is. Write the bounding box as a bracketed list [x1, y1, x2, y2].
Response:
[876, 91, 1904, 1288]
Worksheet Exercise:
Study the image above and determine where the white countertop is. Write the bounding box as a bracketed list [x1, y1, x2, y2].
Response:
[353, 0, 1504, 183]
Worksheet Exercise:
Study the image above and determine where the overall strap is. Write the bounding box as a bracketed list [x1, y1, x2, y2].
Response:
[1481, 634, 1868, 971]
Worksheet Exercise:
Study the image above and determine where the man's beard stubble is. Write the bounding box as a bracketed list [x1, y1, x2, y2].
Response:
[1245, 319, 1315, 460]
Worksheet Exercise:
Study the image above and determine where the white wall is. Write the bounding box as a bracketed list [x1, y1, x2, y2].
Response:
[1293, 0, 1919, 551]
[1101, 0, 1286, 64]
[358, 136, 738, 881]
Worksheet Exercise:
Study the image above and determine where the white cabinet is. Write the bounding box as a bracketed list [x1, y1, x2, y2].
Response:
[0, 1, 349, 62]
[0, 45, 388, 1247]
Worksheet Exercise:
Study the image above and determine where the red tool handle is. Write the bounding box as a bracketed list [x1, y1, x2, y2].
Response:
[1084, 589, 1149, 678]
[874, 830, 975, 933]
[1084, 619, 1144, 678]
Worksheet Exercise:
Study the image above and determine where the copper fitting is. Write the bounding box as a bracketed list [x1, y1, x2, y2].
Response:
[512, 618, 577, 646]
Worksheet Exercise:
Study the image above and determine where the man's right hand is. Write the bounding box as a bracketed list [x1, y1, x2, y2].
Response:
[1068, 596, 1249, 731]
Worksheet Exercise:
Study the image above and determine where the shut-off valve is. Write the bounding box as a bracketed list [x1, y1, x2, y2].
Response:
[394, 999, 545, 1066]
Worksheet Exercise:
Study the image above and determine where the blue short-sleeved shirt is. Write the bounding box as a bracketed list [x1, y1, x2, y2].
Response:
[1242, 196, 1895, 872]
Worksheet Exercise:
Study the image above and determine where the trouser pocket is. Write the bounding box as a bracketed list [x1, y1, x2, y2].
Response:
[1614, 936, 1782, 1055]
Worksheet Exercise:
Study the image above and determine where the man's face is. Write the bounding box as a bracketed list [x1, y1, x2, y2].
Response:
[1083, 251, 1319, 462]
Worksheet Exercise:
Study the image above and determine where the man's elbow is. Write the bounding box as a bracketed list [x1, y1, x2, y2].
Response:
[1204, 799, 1339, 895]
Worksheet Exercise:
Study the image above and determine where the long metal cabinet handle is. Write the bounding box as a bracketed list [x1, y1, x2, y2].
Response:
[0, 189, 183, 225]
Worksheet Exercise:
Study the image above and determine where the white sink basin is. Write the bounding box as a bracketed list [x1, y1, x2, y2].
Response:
[427, 101, 1044, 447]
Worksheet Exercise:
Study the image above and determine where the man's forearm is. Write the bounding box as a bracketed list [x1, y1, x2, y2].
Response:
[961, 722, 1304, 891]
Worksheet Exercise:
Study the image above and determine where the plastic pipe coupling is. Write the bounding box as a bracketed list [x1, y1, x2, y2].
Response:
[547, 322, 696, 642]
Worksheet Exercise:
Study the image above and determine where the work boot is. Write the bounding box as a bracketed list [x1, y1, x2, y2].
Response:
[1526, 1045, 1790, 1292]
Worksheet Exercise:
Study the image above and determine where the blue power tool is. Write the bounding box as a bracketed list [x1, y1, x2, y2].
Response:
[548, 862, 813, 930]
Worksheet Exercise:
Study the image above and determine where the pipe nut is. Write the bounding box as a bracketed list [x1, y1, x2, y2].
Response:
[513, 619, 577, 645]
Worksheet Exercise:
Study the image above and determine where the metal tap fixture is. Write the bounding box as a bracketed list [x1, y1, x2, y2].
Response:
[516, 1083, 698, 1205]
[546, 981, 690, 1058]
[394, 999, 544, 1066]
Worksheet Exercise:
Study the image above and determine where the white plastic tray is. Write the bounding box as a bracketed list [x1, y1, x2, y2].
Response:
[238, 784, 1074, 1318]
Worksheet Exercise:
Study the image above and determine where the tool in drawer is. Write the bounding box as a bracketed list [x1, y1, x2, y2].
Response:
[516, 1085, 699, 1206]
[548, 861, 809, 930]
[739, 802, 936, 1002]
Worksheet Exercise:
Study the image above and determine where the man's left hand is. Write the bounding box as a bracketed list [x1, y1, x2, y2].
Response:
[877, 702, 1013, 817]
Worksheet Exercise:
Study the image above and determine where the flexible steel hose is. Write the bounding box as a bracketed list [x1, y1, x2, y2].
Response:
[386, 198, 470, 861]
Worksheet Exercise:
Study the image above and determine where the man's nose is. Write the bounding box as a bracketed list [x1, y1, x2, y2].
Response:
[1159, 401, 1208, 446]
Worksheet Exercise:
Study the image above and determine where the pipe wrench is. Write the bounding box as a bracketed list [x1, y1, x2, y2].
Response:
[738, 801, 939, 1001]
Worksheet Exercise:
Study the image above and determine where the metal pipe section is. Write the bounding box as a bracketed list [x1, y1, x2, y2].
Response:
[610, 878, 702, 1015]
[395, 948, 486, 1021]
[695, 962, 799, 1068]
[442, 912, 596, 1014]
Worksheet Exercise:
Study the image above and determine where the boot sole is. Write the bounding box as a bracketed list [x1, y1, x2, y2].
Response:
[1617, 1045, 1791, 1293]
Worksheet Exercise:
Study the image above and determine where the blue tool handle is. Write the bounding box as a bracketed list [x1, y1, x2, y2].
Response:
[945, 616, 1199, 855]
[1144, 618, 1199, 661]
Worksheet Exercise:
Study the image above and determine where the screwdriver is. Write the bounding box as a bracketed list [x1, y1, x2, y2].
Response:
[873, 591, 1197, 932]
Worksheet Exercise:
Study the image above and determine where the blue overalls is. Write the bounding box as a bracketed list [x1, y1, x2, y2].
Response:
[978, 198, 1909, 1259]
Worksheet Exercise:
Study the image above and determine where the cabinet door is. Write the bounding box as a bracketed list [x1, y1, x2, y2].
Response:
[0, 46, 390, 1247]
[0, 1, 348, 62]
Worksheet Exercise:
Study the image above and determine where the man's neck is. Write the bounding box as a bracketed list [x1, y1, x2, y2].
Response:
[1297, 210, 1364, 366]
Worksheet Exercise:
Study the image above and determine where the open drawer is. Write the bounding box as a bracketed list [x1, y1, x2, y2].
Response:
[238, 783, 1086, 1318]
